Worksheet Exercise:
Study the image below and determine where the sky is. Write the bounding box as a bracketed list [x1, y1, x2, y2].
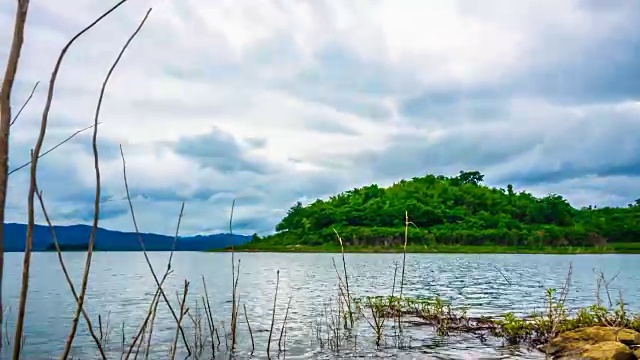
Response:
[1, 0, 639, 236]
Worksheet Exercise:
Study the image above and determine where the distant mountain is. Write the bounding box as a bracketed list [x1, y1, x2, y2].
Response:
[3, 223, 252, 252]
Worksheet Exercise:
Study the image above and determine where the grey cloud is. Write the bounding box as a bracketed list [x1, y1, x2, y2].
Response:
[277, 82, 394, 121]
[334, 101, 640, 209]
[516, 41, 640, 106]
[525, 175, 640, 208]
[399, 88, 510, 123]
[304, 117, 361, 136]
[499, 109, 640, 186]
[244, 137, 268, 149]
[173, 127, 271, 174]
[398, 39, 640, 123]
[349, 123, 540, 181]
[286, 43, 423, 98]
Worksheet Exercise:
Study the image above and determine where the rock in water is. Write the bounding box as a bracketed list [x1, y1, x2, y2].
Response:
[540, 326, 640, 359]
[579, 341, 635, 360]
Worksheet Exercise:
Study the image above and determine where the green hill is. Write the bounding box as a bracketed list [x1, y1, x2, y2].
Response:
[244, 171, 640, 253]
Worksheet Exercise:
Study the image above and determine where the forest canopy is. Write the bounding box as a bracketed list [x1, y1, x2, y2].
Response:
[256, 171, 640, 248]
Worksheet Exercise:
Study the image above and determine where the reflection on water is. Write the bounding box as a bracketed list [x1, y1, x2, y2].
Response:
[0, 252, 638, 359]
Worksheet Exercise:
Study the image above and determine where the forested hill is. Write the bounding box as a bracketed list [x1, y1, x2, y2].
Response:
[254, 171, 640, 248]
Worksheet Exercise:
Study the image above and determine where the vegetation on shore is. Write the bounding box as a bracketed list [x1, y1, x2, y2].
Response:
[243, 171, 640, 253]
[226, 242, 640, 254]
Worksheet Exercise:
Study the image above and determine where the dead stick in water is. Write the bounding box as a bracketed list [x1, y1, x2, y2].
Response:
[266, 269, 280, 359]
[120, 145, 191, 357]
[243, 304, 254, 355]
[170, 280, 189, 360]
[278, 297, 292, 352]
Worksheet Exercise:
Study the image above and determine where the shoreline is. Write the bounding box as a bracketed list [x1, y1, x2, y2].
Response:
[210, 243, 640, 254]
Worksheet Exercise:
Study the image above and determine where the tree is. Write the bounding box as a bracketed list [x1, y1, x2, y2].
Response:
[258, 170, 639, 248]
[454, 170, 485, 186]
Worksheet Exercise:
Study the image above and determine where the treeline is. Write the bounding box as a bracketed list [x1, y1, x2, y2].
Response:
[254, 171, 640, 248]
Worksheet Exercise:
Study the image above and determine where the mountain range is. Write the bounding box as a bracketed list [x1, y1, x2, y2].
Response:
[3, 223, 252, 252]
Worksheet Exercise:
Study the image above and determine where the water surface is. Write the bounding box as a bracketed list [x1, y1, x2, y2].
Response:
[1, 252, 638, 359]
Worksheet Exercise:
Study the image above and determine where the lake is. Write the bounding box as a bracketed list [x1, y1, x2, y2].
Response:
[0, 252, 638, 359]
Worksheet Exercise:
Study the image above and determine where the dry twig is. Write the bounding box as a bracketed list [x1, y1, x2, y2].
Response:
[9, 81, 39, 126]
[8, 122, 101, 176]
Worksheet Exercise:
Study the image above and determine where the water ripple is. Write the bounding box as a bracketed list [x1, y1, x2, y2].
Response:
[0, 252, 637, 359]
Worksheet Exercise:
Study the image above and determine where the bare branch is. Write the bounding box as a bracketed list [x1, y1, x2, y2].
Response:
[0, 0, 31, 348]
[14, 1, 136, 357]
[63, 5, 151, 358]
[10, 81, 39, 127]
[34, 186, 106, 359]
[8, 122, 101, 176]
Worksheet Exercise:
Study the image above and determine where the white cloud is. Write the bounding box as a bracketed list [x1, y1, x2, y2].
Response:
[1, 0, 639, 235]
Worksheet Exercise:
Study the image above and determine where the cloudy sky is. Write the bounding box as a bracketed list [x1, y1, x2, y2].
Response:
[1, 0, 639, 236]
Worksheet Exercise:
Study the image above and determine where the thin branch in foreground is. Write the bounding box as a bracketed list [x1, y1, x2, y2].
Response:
[8, 122, 101, 176]
[0, 0, 31, 350]
[34, 187, 106, 359]
[120, 144, 191, 357]
[13, 4, 133, 352]
[10, 81, 39, 126]
[62, 7, 152, 359]
[229, 199, 238, 351]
